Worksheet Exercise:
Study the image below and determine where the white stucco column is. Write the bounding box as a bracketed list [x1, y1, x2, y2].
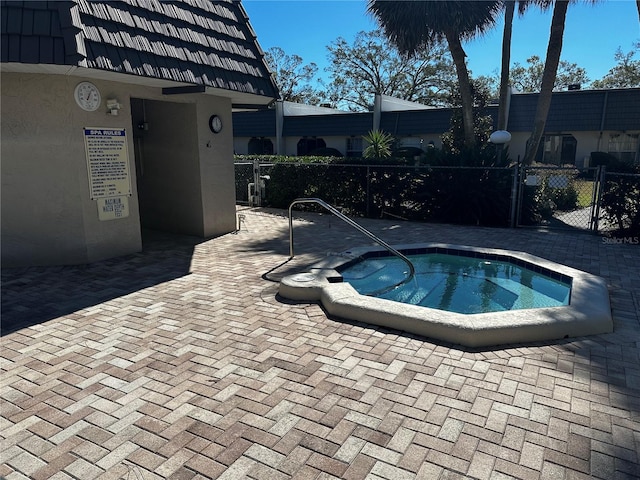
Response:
[373, 93, 381, 132]
[275, 99, 284, 154]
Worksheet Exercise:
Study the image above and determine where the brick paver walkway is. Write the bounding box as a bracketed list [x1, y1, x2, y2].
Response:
[2, 207, 639, 479]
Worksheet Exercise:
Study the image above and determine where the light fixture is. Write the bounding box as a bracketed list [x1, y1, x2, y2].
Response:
[489, 130, 511, 145]
[490, 130, 511, 165]
[106, 98, 121, 116]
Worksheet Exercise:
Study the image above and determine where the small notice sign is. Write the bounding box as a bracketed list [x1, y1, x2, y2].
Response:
[84, 128, 132, 199]
[97, 196, 129, 221]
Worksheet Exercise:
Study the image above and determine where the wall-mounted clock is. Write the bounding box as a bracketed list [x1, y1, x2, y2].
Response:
[74, 81, 102, 111]
[209, 114, 223, 133]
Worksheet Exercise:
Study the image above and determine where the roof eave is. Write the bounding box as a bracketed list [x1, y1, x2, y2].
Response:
[1, 62, 277, 106]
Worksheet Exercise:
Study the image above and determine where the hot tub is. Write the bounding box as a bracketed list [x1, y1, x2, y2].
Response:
[279, 243, 613, 348]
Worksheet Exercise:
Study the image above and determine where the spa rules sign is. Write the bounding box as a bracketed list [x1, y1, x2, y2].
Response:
[83, 128, 132, 200]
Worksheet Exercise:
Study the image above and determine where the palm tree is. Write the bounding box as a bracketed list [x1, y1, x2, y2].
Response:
[497, 1, 516, 131]
[522, 0, 570, 165]
[366, 1, 502, 149]
[498, 1, 554, 131]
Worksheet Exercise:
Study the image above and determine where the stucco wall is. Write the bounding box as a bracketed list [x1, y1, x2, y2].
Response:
[1, 73, 142, 266]
[1, 72, 237, 267]
[196, 97, 237, 238]
[234, 131, 626, 168]
[509, 131, 621, 166]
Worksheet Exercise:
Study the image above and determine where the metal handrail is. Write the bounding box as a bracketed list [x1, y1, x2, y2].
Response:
[288, 198, 415, 294]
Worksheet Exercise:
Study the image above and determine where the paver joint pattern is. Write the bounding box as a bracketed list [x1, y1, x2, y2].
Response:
[1, 207, 639, 479]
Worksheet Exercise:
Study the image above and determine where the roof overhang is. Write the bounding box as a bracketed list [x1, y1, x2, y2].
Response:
[1, 63, 277, 108]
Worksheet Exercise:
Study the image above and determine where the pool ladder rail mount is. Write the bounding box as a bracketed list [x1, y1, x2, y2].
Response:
[287, 198, 416, 295]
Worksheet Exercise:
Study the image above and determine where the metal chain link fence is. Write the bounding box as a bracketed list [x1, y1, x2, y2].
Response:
[235, 161, 640, 234]
[517, 166, 599, 230]
[235, 161, 516, 228]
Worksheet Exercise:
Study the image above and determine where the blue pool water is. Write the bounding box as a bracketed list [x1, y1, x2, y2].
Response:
[338, 253, 571, 314]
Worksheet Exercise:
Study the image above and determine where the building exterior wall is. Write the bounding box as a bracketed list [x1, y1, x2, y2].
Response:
[1, 73, 142, 267]
[1, 72, 236, 267]
[196, 96, 237, 238]
[233, 138, 250, 155]
[234, 130, 633, 167]
[234, 89, 639, 165]
[573, 131, 600, 167]
[507, 130, 633, 166]
[283, 137, 297, 156]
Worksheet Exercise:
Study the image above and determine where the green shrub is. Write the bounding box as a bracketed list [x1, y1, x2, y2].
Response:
[590, 151, 619, 168]
[363, 130, 393, 160]
[392, 146, 424, 161]
[600, 163, 640, 236]
[235, 148, 514, 227]
[308, 147, 343, 157]
[546, 182, 579, 211]
[519, 169, 580, 224]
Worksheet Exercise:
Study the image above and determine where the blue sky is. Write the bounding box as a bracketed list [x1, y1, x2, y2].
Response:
[243, 0, 640, 85]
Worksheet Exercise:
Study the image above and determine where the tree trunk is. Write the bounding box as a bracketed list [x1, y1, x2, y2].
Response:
[498, 0, 515, 131]
[522, 0, 569, 165]
[445, 31, 476, 149]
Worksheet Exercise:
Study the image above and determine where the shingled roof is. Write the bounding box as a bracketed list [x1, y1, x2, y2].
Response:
[233, 88, 640, 138]
[1, 0, 279, 107]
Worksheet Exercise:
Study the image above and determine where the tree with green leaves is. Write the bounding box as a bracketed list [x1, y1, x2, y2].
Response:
[474, 74, 500, 99]
[510, 55, 590, 92]
[366, 0, 502, 149]
[324, 30, 456, 111]
[441, 79, 495, 156]
[264, 47, 323, 104]
[591, 42, 640, 89]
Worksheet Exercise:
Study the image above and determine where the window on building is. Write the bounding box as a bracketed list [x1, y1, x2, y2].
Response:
[608, 133, 639, 164]
[297, 137, 325, 156]
[537, 134, 577, 165]
[248, 137, 274, 155]
[346, 137, 363, 157]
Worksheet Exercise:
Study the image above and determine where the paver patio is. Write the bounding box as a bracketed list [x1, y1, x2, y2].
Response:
[1, 206, 639, 479]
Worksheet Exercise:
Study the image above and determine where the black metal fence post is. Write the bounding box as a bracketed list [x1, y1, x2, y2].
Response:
[591, 165, 606, 232]
[509, 163, 519, 228]
[366, 165, 371, 218]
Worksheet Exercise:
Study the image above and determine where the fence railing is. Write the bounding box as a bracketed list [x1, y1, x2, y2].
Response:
[516, 166, 600, 230]
[236, 160, 516, 227]
[235, 160, 640, 234]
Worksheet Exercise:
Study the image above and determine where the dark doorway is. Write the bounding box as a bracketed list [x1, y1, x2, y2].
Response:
[130, 98, 204, 239]
[297, 137, 326, 156]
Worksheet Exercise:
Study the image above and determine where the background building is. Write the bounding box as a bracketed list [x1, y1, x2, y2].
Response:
[233, 89, 640, 167]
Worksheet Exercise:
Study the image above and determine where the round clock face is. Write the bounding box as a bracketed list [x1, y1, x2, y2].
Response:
[74, 81, 101, 111]
[209, 115, 223, 133]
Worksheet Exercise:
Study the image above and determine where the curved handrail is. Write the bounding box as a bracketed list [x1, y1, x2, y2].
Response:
[288, 198, 415, 294]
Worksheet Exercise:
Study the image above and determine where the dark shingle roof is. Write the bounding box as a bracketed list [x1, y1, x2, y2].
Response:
[601, 89, 640, 131]
[233, 88, 640, 140]
[508, 90, 603, 131]
[507, 88, 640, 132]
[1, 1, 81, 64]
[380, 108, 459, 135]
[233, 109, 276, 137]
[284, 113, 372, 137]
[1, 0, 278, 100]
